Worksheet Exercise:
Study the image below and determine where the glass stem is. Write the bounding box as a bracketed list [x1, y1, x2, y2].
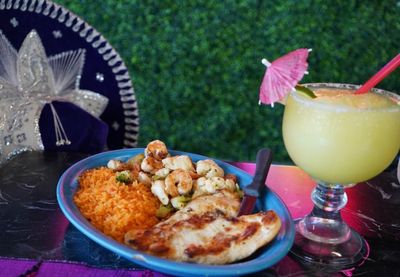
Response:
[298, 183, 351, 244]
[312, 182, 347, 214]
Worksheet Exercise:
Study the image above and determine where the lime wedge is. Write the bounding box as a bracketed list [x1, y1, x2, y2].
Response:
[295, 85, 317, 98]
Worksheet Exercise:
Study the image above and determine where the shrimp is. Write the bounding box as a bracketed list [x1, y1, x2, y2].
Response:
[141, 156, 164, 173]
[145, 140, 169, 160]
[224, 173, 237, 184]
[107, 158, 142, 176]
[164, 169, 193, 197]
[196, 159, 224, 178]
[151, 180, 169, 205]
[162, 155, 195, 172]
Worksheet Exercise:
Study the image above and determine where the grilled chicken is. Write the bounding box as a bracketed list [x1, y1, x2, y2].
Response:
[125, 190, 281, 264]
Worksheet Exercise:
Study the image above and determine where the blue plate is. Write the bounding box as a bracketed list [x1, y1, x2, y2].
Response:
[57, 149, 294, 276]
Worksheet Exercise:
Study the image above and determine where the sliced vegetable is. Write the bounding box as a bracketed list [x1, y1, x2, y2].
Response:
[127, 153, 145, 166]
[156, 204, 174, 219]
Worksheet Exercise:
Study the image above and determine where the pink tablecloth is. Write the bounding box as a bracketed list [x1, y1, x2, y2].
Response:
[231, 162, 315, 219]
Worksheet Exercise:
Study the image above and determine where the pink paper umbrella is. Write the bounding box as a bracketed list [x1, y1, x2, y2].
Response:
[259, 48, 311, 106]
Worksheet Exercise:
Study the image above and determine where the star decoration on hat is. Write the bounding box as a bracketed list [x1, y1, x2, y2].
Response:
[0, 29, 109, 163]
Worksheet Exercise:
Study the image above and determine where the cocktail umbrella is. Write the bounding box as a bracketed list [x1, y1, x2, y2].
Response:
[259, 48, 311, 106]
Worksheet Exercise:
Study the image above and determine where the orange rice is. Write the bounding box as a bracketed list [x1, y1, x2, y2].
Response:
[74, 167, 160, 242]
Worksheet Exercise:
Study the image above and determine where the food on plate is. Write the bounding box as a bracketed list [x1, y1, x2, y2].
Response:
[74, 167, 160, 242]
[73, 140, 282, 264]
[125, 190, 281, 264]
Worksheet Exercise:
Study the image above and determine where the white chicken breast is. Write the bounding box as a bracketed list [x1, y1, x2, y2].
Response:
[125, 190, 281, 264]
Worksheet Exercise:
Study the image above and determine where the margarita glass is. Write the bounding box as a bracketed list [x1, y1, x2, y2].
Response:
[282, 83, 400, 268]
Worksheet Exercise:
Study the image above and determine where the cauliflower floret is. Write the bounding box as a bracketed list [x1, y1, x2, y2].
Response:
[196, 159, 224, 178]
[107, 159, 123, 170]
[153, 167, 170, 180]
[193, 176, 236, 198]
[151, 180, 169, 205]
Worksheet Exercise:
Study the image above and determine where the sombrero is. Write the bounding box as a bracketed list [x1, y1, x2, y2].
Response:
[0, 0, 139, 163]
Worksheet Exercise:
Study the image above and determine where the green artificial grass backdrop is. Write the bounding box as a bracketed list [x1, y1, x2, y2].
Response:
[56, 0, 399, 163]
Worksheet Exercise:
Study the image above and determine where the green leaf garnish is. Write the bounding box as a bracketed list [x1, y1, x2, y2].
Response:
[295, 85, 317, 98]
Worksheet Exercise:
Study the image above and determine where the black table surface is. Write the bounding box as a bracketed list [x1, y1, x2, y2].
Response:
[0, 151, 399, 276]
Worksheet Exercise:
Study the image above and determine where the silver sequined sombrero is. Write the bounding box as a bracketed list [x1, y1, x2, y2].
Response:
[0, 0, 139, 161]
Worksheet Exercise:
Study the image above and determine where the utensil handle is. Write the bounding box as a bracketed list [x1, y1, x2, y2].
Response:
[246, 148, 273, 195]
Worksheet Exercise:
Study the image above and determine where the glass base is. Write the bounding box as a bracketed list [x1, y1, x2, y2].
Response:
[290, 218, 369, 270]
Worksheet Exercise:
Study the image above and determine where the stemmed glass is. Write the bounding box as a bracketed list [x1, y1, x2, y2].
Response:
[282, 83, 400, 269]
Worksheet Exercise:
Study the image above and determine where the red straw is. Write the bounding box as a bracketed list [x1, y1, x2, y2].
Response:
[355, 53, 400, 94]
